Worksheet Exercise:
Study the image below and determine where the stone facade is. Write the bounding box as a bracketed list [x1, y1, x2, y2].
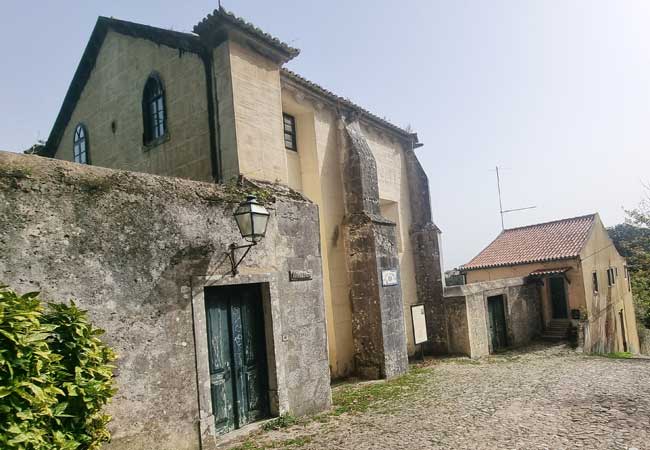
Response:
[53, 28, 214, 182]
[0, 151, 331, 449]
[42, 8, 445, 381]
[444, 278, 542, 358]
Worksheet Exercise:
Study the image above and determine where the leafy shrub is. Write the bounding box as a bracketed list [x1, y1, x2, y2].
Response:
[0, 286, 116, 449]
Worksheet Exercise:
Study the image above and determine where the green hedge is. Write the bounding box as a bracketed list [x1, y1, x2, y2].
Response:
[0, 286, 116, 450]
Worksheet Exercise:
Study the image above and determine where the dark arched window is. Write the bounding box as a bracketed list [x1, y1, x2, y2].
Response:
[73, 124, 89, 164]
[142, 74, 167, 144]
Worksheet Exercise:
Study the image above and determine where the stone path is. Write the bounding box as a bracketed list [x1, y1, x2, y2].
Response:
[232, 343, 650, 450]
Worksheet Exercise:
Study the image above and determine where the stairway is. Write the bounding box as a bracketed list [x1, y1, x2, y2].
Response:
[541, 319, 571, 341]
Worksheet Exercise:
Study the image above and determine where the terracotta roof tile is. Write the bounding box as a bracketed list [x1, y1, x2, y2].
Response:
[460, 214, 596, 271]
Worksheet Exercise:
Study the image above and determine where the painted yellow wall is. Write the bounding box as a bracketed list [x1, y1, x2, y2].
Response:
[579, 215, 640, 353]
[54, 31, 213, 182]
[275, 85, 419, 377]
[227, 40, 288, 184]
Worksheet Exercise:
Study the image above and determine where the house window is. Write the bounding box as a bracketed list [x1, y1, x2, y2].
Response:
[143, 74, 166, 145]
[283, 113, 297, 151]
[73, 124, 89, 164]
[607, 268, 616, 287]
[592, 271, 599, 294]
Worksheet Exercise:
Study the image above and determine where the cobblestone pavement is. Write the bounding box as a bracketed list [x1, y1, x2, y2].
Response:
[232, 343, 650, 450]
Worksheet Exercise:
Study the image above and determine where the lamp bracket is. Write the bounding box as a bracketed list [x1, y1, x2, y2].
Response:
[226, 242, 257, 276]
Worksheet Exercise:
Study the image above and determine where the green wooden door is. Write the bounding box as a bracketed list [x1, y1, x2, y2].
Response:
[549, 277, 568, 319]
[488, 295, 507, 351]
[205, 285, 268, 434]
[205, 294, 236, 434]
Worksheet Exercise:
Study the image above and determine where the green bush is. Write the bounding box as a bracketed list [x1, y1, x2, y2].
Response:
[0, 286, 116, 450]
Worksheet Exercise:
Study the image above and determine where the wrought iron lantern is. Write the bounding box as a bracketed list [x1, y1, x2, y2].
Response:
[227, 195, 270, 275]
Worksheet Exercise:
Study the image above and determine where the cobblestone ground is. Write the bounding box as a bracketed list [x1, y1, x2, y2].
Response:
[232, 343, 650, 450]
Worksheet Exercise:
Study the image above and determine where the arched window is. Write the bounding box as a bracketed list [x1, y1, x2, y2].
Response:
[142, 74, 167, 144]
[73, 124, 89, 164]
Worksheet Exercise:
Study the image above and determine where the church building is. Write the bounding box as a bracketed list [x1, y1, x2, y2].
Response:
[34, 7, 445, 447]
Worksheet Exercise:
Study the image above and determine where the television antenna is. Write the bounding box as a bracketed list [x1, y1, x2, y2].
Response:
[496, 166, 536, 230]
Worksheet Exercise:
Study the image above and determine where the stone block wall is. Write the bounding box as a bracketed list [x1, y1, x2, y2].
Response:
[0, 152, 331, 450]
[443, 277, 542, 358]
[54, 31, 214, 182]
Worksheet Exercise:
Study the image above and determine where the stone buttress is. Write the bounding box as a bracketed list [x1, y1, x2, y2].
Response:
[338, 117, 409, 379]
[403, 146, 447, 354]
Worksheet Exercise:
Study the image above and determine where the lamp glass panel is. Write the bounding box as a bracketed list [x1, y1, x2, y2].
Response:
[252, 212, 269, 237]
[235, 211, 253, 237]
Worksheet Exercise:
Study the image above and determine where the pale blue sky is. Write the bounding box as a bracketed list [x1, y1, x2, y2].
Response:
[2, 1, 649, 268]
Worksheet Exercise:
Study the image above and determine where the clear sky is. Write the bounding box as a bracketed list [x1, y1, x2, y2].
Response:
[2, 1, 649, 268]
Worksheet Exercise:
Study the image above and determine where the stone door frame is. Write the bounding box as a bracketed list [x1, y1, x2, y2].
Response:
[189, 273, 288, 447]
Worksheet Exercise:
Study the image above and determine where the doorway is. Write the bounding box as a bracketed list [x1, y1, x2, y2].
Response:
[619, 310, 628, 352]
[204, 284, 269, 435]
[549, 277, 568, 319]
[487, 295, 508, 352]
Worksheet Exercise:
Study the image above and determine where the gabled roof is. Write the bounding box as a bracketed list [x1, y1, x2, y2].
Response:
[281, 69, 419, 144]
[42, 10, 419, 158]
[193, 7, 299, 63]
[460, 214, 596, 271]
[43, 17, 203, 157]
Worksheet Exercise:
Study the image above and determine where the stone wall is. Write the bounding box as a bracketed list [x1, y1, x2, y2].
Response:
[340, 120, 408, 379]
[54, 30, 214, 182]
[0, 152, 331, 450]
[443, 277, 542, 358]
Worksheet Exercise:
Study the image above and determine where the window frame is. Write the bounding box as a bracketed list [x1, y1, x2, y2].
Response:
[72, 123, 90, 165]
[607, 268, 616, 287]
[592, 271, 599, 294]
[283, 113, 297, 151]
[142, 72, 168, 146]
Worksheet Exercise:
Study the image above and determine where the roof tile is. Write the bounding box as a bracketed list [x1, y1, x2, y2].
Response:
[460, 214, 596, 271]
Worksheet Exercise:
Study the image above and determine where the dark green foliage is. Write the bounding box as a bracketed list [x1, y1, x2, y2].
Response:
[0, 286, 116, 450]
[608, 223, 650, 328]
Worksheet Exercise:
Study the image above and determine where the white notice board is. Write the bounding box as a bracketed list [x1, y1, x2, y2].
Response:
[410, 304, 428, 345]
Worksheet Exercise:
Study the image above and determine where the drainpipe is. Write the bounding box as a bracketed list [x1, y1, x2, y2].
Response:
[201, 48, 222, 183]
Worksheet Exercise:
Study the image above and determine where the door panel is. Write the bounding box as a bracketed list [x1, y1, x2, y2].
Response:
[240, 288, 268, 422]
[488, 296, 508, 351]
[205, 285, 268, 433]
[205, 296, 235, 434]
[549, 277, 568, 319]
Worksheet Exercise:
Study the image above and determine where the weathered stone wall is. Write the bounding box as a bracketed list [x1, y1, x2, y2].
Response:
[444, 297, 471, 355]
[0, 152, 331, 450]
[444, 277, 542, 358]
[403, 148, 446, 354]
[340, 120, 408, 379]
[54, 31, 214, 182]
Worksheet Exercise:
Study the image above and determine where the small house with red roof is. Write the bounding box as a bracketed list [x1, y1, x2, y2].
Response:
[453, 213, 639, 356]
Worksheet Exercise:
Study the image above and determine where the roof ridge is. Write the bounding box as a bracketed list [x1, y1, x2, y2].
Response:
[460, 213, 598, 271]
[503, 213, 596, 232]
[97, 16, 198, 38]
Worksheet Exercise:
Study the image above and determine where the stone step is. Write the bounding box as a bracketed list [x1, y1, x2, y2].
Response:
[541, 334, 568, 341]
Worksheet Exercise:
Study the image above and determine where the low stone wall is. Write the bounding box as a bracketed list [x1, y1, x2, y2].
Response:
[0, 152, 331, 450]
[444, 277, 542, 358]
[639, 326, 650, 355]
